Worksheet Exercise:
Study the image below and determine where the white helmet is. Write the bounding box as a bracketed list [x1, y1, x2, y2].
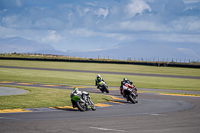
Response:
[97, 74, 101, 78]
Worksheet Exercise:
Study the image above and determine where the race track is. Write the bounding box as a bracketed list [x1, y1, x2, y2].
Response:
[0, 85, 200, 133]
[0, 65, 199, 132]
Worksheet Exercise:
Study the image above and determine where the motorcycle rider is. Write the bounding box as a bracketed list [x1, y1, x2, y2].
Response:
[120, 78, 137, 97]
[70, 87, 82, 108]
[120, 78, 129, 95]
[95, 74, 105, 89]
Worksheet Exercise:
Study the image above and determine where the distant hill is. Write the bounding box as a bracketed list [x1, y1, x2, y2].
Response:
[0, 37, 199, 61]
[0, 37, 63, 54]
[69, 40, 200, 61]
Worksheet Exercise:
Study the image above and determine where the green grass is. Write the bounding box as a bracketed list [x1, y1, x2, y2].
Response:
[0, 67, 199, 91]
[0, 60, 200, 77]
[0, 85, 112, 110]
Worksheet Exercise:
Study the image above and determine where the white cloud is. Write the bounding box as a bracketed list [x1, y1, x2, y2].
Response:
[88, 48, 105, 52]
[150, 33, 200, 43]
[70, 28, 130, 41]
[34, 18, 64, 30]
[187, 20, 200, 31]
[177, 48, 200, 58]
[0, 26, 16, 38]
[120, 21, 169, 32]
[84, 8, 90, 14]
[95, 8, 109, 19]
[86, 2, 96, 7]
[2, 15, 18, 28]
[104, 32, 131, 41]
[16, 0, 23, 7]
[42, 30, 61, 43]
[1, 0, 199, 54]
[169, 17, 200, 32]
[183, 0, 200, 4]
[126, 0, 151, 17]
[70, 28, 96, 37]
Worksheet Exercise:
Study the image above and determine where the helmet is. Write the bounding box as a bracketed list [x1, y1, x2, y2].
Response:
[97, 74, 101, 78]
[123, 78, 127, 81]
[73, 87, 78, 91]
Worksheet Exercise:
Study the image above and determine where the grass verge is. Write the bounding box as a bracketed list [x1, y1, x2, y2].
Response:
[0, 60, 200, 77]
[0, 85, 112, 110]
[0, 68, 199, 91]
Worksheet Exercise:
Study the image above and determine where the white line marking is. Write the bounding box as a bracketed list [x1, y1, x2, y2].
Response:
[141, 113, 167, 116]
[90, 127, 125, 132]
[0, 117, 20, 120]
[150, 114, 167, 116]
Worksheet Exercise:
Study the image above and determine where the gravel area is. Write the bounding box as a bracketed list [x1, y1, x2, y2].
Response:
[0, 87, 28, 96]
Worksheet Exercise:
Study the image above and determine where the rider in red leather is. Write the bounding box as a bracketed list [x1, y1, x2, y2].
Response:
[120, 78, 135, 96]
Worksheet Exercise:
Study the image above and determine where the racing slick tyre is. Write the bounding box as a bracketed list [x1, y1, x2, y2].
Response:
[105, 88, 109, 93]
[76, 100, 86, 111]
[89, 99, 96, 111]
[129, 94, 136, 104]
[91, 104, 96, 111]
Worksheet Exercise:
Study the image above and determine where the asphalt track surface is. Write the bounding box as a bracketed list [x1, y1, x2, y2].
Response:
[0, 86, 28, 96]
[0, 84, 200, 133]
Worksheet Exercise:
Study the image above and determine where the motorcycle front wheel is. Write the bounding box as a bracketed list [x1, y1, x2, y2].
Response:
[91, 104, 96, 111]
[129, 94, 136, 104]
[89, 99, 96, 111]
[105, 88, 109, 93]
[103, 85, 109, 93]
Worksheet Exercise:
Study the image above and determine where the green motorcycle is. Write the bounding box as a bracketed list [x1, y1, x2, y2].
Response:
[70, 91, 96, 112]
[98, 81, 109, 93]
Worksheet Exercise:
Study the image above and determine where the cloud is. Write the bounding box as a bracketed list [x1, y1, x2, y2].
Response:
[149, 33, 200, 43]
[70, 28, 95, 37]
[2, 15, 18, 28]
[87, 48, 105, 52]
[70, 28, 130, 41]
[169, 17, 200, 33]
[177, 48, 200, 58]
[16, 0, 23, 7]
[125, 0, 151, 17]
[184, 0, 200, 4]
[34, 18, 64, 30]
[95, 8, 109, 19]
[120, 21, 169, 32]
[103, 32, 131, 41]
[0, 0, 199, 56]
[0, 26, 16, 38]
[42, 30, 61, 43]
[187, 20, 200, 31]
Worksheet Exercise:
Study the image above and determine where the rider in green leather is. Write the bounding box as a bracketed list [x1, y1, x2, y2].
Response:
[70, 87, 82, 108]
[95, 74, 105, 89]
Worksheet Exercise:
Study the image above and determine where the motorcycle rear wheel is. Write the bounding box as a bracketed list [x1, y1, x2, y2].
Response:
[76, 100, 86, 111]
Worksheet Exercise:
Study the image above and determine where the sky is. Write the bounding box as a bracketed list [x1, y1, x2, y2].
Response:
[0, 0, 200, 60]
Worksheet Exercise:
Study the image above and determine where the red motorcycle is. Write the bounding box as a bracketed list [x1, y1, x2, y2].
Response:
[121, 83, 138, 104]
